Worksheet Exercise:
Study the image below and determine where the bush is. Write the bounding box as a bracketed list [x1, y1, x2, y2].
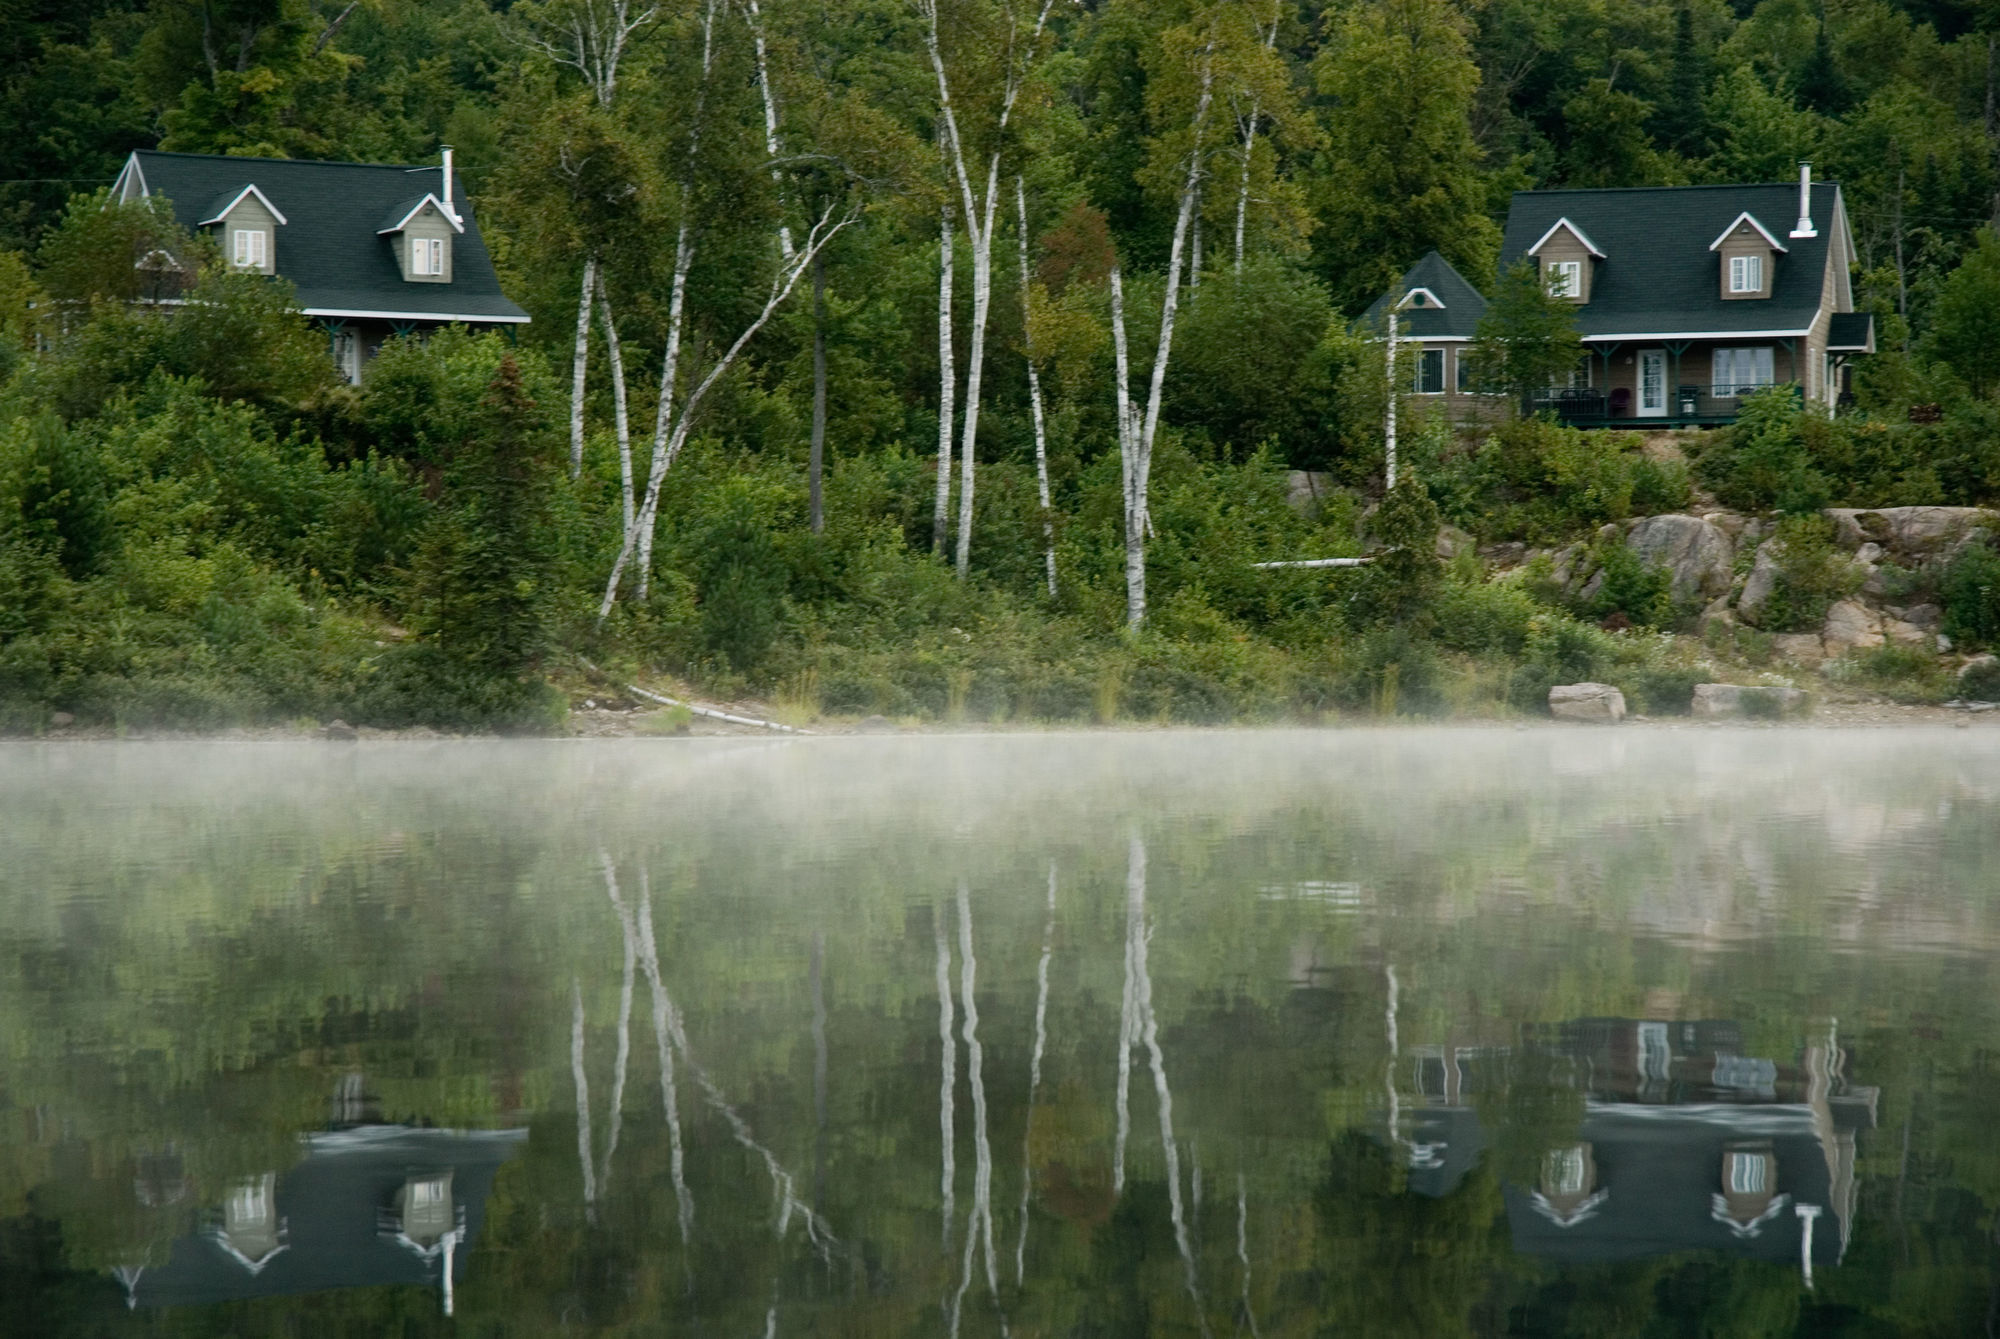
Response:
[1827, 644, 1955, 704]
[1758, 515, 1860, 633]
[1507, 614, 1622, 713]
[1693, 387, 1828, 514]
[1576, 540, 1674, 629]
[1961, 657, 2000, 701]
[1433, 416, 1688, 543]
[1940, 539, 2000, 650]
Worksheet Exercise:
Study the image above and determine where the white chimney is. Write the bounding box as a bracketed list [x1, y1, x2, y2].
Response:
[440, 145, 457, 222]
[1791, 161, 1817, 239]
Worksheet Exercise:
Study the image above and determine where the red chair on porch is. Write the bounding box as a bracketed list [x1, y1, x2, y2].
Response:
[1608, 386, 1632, 417]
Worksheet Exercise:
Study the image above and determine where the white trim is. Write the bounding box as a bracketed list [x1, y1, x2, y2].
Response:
[377, 193, 466, 235]
[1527, 217, 1606, 259]
[1637, 348, 1668, 417]
[1728, 253, 1764, 293]
[111, 153, 148, 203]
[1397, 287, 1445, 310]
[1546, 258, 1584, 298]
[1708, 211, 1787, 253]
[1583, 328, 1808, 342]
[301, 305, 530, 324]
[198, 183, 288, 227]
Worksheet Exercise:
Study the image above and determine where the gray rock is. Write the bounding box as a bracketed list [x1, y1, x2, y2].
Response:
[49, 711, 74, 728]
[1822, 600, 1884, 654]
[1479, 541, 1529, 569]
[1961, 655, 2000, 702]
[1701, 510, 1749, 540]
[1735, 540, 1783, 627]
[1884, 618, 1930, 647]
[1626, 514, 1735, 604]
[1698, 595, 1737, 636]
[1773, 633, 1826, 667]
[321, 719, 359, 741]
[1550, 543, 1586, 592]
[1692, 683, 1807, 719]
[1285, 471, 1335, 518]
[856, 714, 896, 734]
[1824, 506, 1998, 558]
[1853, 541, 1885, 566]
[1435, 525, 1475, 561]
[1897, 602, 1943, 630]
[1548, 682, 1627, 722]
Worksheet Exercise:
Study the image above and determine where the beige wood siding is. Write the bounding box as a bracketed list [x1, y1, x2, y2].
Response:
[1716, 222, 1774, 300]
[218, 196, 278, 275]
[395, 203, 456, 283]
[1537, 229, 1595, 303]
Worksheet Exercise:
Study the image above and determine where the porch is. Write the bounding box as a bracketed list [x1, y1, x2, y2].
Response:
[1528, 381, 1795, 430]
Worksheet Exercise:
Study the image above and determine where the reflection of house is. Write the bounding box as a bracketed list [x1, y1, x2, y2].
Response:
[119, 1125, 526, 1316]
[1391, 1018, 1877, 1274]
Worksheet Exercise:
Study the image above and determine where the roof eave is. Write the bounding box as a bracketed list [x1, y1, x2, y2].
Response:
[1527, 217, 1607, 259]
[197, 183, 289, 228]
[1707, 211, 1787, 254]
[377, 193, 467, 235]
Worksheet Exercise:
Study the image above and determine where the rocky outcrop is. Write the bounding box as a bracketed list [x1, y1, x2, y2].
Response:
[1626, 514, 1735, 603]
[1821, 600, 1885, 655]
[1735, 539, 1783, 627]
[1823, 506, 1997, 560]
[1548, 682, 1627, 722]
[1773, 633, 1825, 666]
[1691, 683, 1807, 719]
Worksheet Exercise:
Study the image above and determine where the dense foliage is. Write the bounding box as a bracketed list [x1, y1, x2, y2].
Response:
[5, 0, 2000, 728]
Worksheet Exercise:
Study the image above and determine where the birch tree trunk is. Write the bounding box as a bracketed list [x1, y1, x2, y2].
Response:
[1113, 49, 1215, 631]
[933, 208, 957, 557]
[809, 248, 827, 533]
[595, 267, 633, 533]
[1232, 15, 1279, 276]
[569, 255, 596, 479]
[1015, 177, 1057, 598]
[742, 0, 797, 260]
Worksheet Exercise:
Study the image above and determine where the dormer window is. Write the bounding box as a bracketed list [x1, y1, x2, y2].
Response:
[411, 237, 445, 277]
[1709, 212, 1783, 300]
[1526, 217, 1604, 304]
[1546, 260, 1582, 298]
[232, 228, 267, 271]
[378, 192, 464, 284]
[1728, 254, 1762, 293]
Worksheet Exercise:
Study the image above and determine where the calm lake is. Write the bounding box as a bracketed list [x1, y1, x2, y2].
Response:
[2, 731, 1997, 1336]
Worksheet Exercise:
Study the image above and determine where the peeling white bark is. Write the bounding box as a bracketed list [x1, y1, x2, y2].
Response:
[741, 0, 796, 259]
[1014, 177, 1056, 599]
[594, 267, 633, 533]
[569, 255, 595, 479]
[934, 208, 956, 557]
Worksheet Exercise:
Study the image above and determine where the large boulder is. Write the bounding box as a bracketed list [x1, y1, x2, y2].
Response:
[1773, 633, 1826, 667]
[1692, 683, 1807, 719]
[1822, 599, 1884, 655]
[1960, 655, 2000, 702]
[1626, 514, 1735, 604]
[1735, 539, 1784, 627]
[1548, 682, 1627, 722]
[1823, 507, 1997, 559]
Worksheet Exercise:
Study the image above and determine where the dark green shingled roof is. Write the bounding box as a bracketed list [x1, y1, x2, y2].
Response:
[1500, 182, 1845, 338]
[123, 150, 529, 324]
[1359, 250, 1487, 338]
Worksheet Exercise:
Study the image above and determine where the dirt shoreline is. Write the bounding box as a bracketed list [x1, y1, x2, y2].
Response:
[8, 696, 1998, 742]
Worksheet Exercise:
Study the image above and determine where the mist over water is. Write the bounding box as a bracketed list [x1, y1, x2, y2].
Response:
[2, 731, 1997, 1334]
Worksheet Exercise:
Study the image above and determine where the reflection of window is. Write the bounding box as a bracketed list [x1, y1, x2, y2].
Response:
[1638, 1022, 1671, 1084]
[411, 1179, 447, 1206]
[229, 1180, 271, 1223]
[1416, 348, 1445, 394]
[331, 329, 361, 385]
[1546, 260, 1582, 297]
[1728, 1151, 1768, 1195]
[1729, 254, 1763, 293]
[1714, 346, 1775, 394]
[1546, 1147, 1589, 1195]
[232, 228, 266, 270]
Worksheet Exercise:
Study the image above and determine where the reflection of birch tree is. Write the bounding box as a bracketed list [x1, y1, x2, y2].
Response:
[1014, 862, 1055, 1283]
[1115, 835, 1211, 1335]
[950, 882, 1003, 1338]
[936, 900, 957, 1249]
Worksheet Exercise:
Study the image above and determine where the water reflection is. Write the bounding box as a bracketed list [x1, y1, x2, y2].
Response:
[0, 734, 1995, 1335]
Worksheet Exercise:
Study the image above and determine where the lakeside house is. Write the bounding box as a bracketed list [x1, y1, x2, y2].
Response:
[1370, 166, 1876, 428]
[109, 148, 529, 383]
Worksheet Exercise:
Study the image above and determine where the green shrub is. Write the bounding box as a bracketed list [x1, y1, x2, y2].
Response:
[1507, 614, 1621, 713]
[1827, 644, 1955, 704]
[1432, 578, 1539, 656]
[1940, 539, 2000, 650]
[1433, 417, 1685, 543]
[1622, 663, 1706, 715]
[1693, 387, 1829, 514]
[1576, 540, 1674, 629]
[1961, 657, 2000, 701]
[1758, 515, 1860, 633]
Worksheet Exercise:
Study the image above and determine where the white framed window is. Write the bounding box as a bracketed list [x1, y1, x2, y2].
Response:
[1729, 254, 1763, 293]
[1415, 348, 1445, 394]
[411, 237, 445, 277]
[1714, 346, 1775, 395]
[410, 1178, 447, 1206]
[1546, 260, 1582, 298]
[232, 228, 266, 270]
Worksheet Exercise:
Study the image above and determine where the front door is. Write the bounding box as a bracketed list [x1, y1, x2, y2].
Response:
[1637, 348, 1667, 417]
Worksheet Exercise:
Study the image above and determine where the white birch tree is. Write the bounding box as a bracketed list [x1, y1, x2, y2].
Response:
[1014, 177, 1057, 597]
[916, 0, 1058, 579]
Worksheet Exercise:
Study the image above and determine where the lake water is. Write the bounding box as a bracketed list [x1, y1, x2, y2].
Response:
[2, 731, 1997, 1336]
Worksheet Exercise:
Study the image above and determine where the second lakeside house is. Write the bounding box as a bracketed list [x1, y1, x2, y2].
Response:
[1369, 165, 1875, 427]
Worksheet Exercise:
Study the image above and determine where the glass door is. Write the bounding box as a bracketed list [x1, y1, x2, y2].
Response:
[1638, 348, 1667, 417]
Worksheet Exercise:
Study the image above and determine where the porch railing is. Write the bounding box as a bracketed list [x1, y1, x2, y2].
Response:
[1527, 381, 1795, 423]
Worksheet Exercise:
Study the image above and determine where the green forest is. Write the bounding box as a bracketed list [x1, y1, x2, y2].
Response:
[7, 0, 2000, 729]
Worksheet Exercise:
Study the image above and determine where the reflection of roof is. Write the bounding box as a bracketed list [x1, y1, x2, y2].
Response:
[127, 1126, 526, 1308]
[1505, 1105, 1838, 1265]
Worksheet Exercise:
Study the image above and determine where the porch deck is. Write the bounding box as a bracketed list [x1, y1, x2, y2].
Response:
[1528, 381, 1796, 430]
